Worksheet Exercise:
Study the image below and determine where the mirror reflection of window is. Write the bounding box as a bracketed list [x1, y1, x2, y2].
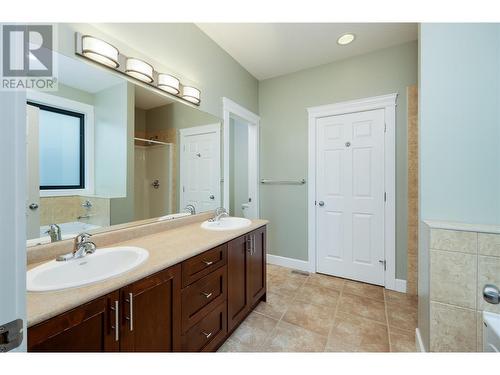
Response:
[29, 102, 85, 190]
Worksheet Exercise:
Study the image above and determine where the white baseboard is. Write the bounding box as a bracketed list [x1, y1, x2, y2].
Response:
[267, 254, 310, 273]
[416, 328, 426, 352]
[393, 278, 407, 293]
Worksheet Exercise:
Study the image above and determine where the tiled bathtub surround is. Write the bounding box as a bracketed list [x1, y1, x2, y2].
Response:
[427, 222, 500, 352]
[40, 195, 110, 227]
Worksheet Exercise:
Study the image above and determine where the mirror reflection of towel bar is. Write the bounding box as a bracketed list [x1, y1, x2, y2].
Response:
[260, 179, 306, 185]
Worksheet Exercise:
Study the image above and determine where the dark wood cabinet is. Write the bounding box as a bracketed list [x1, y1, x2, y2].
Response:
[28, 225, 266, 352]
[28, 291, 120, 352]
[227, 227, 267, 333]
[120, 265, 181, 352]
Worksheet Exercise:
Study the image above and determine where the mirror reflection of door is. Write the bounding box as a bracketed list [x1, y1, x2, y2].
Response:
[179, 124, 221, 213]
[26, 105, 40, 239]
[229, 118, 250, 218]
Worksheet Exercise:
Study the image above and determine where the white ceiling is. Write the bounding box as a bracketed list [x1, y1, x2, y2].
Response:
[196, 23, 418, 80]
[134, 84, 174, 110]
[57, 53, 123, 93]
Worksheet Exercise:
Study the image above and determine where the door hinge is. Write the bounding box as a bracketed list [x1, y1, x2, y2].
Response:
[0, 319, 23, 352]
[182, 186, 186, 193]
[384, 192, 387, 202]
[384, 123, 387, 132]
[379, 259, 387, 271]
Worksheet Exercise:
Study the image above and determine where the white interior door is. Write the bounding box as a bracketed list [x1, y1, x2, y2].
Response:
[26, 104, 40, 239]
[316, 109, 385, 285]
[180, 124, 221, 213]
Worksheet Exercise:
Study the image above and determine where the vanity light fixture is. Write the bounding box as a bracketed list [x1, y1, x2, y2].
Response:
[81, 35, 120, 68]
[158, 73, 180, 95]
[182, 86, 201, 105]
[125, 58, 154, 83]
[76, 33, 201, 105]
[337, 33, 356, 46]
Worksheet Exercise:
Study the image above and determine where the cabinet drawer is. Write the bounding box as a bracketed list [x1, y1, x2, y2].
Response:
[181, 266, 226, 332]
[182, 244, 227, 287]
[181, 302, 227, 352]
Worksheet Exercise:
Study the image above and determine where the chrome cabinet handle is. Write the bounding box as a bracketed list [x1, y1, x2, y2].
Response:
[125, 293, 134, 331]
[202, 260, 214, 266]
[251, 235, 255, 255]
[201, 331, 212, 339]
[201, 291, 213, 299]
[110, 300, 119, 342]
[246, 236, 252, 254]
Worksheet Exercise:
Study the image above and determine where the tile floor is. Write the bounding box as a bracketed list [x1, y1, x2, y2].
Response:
[218, 264, 418, 352]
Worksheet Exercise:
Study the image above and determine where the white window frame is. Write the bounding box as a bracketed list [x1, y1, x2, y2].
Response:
[27, 90, 95, 197]
[307, 93, 399, 291]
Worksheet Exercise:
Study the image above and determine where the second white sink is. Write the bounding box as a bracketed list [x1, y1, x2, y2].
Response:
[27, 246, 149, 292]
[201, 217, 252, 231]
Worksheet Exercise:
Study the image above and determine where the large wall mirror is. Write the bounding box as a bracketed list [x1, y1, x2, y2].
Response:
[27, 51, 222, 247]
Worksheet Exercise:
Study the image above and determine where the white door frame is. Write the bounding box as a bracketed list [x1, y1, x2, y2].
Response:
[179, 123, 222, 210]
[222, 97, 260, 218]
[307, 93, 398, 291]
[0, 89, 27, 351]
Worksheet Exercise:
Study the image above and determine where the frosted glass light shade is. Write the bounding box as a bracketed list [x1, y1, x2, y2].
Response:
[125, 58, 154, 83]
[158, 73, 180, 95]
[182, 86, 201, 105]
[82, 36, 119, 68]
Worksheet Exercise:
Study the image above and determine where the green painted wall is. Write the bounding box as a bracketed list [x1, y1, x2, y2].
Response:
[259, 41, 418, 279]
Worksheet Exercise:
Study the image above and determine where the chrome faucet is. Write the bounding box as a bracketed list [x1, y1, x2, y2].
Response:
[185, 204, 196, 215]
[209, 207, 229, 222]
[56, 233, 96, 261]
[46, 224, 62, 243]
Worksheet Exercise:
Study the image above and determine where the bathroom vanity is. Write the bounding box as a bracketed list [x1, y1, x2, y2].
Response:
[27, 217, 267, 352]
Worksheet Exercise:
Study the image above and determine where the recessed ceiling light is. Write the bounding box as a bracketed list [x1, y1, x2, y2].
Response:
[337, 33, 356, 46]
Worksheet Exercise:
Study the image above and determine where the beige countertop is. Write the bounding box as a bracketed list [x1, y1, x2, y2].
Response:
[27, 218, 268, 327]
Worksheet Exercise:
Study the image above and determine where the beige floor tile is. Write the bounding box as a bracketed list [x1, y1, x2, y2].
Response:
[282, 300, 335, 335]
[254, 292, 291, 320]
[295, 283, 340, 308]
[217, 338, 259, 352]
[306, 273, 345, 292]
[386, 301, 418, 331]
[326, 312, 389, 352]
[263, 320, 327, 352]
[389, 327, 416, 352]
[343, 280, 385, 301]
[337, 292, 386, 323]
[267, 274, 305, 298]
[384, 290, 418, 307]
[229, 311, 278, 350]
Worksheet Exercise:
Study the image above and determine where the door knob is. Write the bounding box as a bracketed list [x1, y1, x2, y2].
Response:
[483, 284, 500, 304]
[318, 201, 325, 207]
[209, 195, 215, 200]
[29, 203, 39, 210]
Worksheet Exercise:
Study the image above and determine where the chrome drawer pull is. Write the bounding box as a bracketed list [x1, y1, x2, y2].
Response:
[201, 291, 213, 299]
[201, 331, 212, 339]
[110, 300, 119, 342]
[202, 260, 214, 266]
[125, 293, 134, 331]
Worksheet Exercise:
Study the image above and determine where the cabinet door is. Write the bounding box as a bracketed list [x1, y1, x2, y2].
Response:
[120, 265, 181, 352]
[28, 291, 120, 352]
[227, 234, 250, 332]
[248, 226, 267, 307]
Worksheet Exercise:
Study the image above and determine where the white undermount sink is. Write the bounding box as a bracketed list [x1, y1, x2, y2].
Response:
[27, 246, 149, 292]
[201, 217, 252, 231]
